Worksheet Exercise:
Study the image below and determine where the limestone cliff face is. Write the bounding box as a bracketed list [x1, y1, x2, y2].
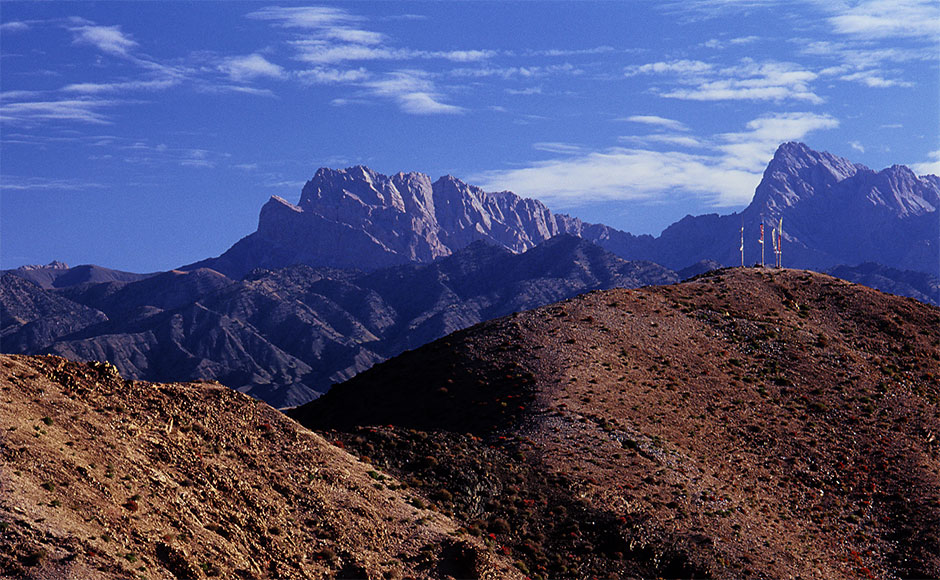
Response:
[191, 166, 592, 278]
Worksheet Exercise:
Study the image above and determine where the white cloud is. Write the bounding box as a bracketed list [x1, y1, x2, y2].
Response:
[839, 70, 911, 88]
[716, 112, 839, 171]
[0, 98, 117, 125]
[365, 70, 463, 115]
[621, 115, 688, 132]
[324, 27, 385, 45]
[220, 54, 286, 82]
[619, 134, 706, 148]
[506, 86, 543, 95]
[0, 21, 30, 32]
[292, 41, 496, 65]
[532, 142, 586, 155]
[471, 112, 839, 208]
[627, 59, 713, 76]
[70, 24, 137, 56]
[450, 63, 580, 80]
[0, 176, 105, 191]
[62, 78, 180, 93]
[246, 6, 360, 29]
[829, 0, 940, 40]
[634, 59, 823, 104]
[297, 67, 370, 85]
[910, 150, 940, 176]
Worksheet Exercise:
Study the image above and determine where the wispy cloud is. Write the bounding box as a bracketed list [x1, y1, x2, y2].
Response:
[619, 134, 706, 149]
[628, 58, 822, 104]
[365, 70, 463, 115]
[0, 98, 118, 125]
[291, 41, 497, 65]
[69, 23, 137, 56]
[246, 6, 362, 29]
[829, 0, 940, 40]
[471, 112, 839, 208]
[450, 63, 581, 80]
[0, 21, 31, 33]
[297, 67, 371, 85]
[62, 78, 180, 94]
[119, 141, 230, 169]
[220, 54, 286, 82]
[0, 175, 105, 191]
[621, 115, 688, 132]
[532, 142, 586, 155]
[910, 150, 940, 176]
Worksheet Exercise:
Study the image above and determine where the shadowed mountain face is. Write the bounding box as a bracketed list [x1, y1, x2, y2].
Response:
[627, 142, 939, 274]
[829, 262, 940, 306]
[293, 268, 940, 580]
[2, 261, 154, 289]
[186, 143, 938, 282]
[0, 354, 523, 580]
[1, 236, 676, 407]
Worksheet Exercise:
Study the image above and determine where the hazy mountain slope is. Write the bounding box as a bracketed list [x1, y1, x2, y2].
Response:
[293, 268, 940, 580]
[829, 262, 940, 306]
[0, 354, 522, 580]
[0, 274, 108, 353]
[3, 262, 154, 289]
[4, 238, 675, 407]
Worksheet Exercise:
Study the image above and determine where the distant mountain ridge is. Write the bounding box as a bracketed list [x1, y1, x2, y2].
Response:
[186, 143, 939, 280]
[2, 236, 676, 406]
[185, 167, 597, 278]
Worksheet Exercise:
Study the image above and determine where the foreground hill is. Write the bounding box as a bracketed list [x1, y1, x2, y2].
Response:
[2, 236, 675, 407]
[293, 268, 940, 579]
[0, 354, 521, 579]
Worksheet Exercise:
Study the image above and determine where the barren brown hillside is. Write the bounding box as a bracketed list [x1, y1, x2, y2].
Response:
[0, 354, 522, 580]
[294, 268, 940, 580]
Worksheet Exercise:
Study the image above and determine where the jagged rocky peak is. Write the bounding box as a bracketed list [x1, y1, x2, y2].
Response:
[16, 260, 69, 271]
[752, 142, 861, 212]
[299, 165, 407, 212]
[860, 164, 938, 218]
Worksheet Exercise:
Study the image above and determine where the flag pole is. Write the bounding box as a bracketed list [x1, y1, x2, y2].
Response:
[759, 221, 765, 267]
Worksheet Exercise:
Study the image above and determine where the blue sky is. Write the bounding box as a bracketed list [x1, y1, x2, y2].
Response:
[2, 1, 938, 273]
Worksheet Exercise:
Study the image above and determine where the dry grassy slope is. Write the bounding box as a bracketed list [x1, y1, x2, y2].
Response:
[0, 354, 523, 580]
[295, 268, 940, 580]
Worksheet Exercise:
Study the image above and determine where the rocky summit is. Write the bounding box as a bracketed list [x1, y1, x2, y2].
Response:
[186, 166, 594, 279]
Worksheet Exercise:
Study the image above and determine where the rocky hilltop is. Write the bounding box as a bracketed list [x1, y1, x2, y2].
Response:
[187, 143, 939, 282]
[293, 268, 940, 579]
[0, 354, 522, 579]
[2, 236, 676, 407]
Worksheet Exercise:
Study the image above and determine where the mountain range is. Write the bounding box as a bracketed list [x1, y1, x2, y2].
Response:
[1, 142, 938, 405]
[2, 236, 676, 407]
[187, 142, 938, 279]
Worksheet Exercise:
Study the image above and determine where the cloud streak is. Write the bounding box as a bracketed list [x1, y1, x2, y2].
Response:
[0, 98, 119, 125]
[628, 58, 823, 104]
[472, 112, 839, 208]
